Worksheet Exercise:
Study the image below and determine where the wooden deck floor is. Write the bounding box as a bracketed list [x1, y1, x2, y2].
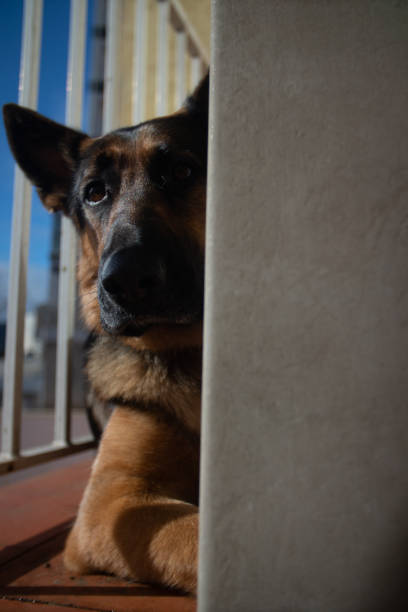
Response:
[0, 456, 196, 612]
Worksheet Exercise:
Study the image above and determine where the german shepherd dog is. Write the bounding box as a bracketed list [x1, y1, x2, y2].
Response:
[3, 74, 208, 594]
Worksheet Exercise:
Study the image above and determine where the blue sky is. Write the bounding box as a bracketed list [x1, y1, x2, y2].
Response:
[0, 0, 94, 315]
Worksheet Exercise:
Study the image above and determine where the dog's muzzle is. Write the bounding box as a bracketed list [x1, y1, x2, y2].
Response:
[101, 246, 165, 305]
[98, 245, 166, 335]
[98, 241, 203, 337]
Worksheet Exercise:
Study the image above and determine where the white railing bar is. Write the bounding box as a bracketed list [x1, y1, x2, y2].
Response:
[175, 29, 186, 108]
[190, 55, 201, 89]
[87, 0, 105, 137]
[54, 0, 88, 447]
[65, 0, 88, 129]
[1, 0, 43, 461]
[156, 0, 169, 116]
[103, 0, 123, 132]
[0, 437, 96, 475]
[170, 0, 209, 65]
[132, 0, 147, 124]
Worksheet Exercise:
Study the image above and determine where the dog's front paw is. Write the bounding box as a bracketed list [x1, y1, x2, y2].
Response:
[148, 509, 198, 593]
[63, 527, 93, 575]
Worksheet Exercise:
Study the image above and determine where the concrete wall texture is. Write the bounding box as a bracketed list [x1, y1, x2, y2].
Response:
[199, 2, 408, 611]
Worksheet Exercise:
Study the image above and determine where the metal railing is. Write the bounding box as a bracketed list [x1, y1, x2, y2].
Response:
[0, 0, 208, 474]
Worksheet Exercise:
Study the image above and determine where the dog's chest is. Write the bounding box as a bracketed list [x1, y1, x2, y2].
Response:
[87, 336, 202, 432]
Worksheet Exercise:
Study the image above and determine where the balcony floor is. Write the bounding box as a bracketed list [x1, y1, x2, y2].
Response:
[0, 456, 196, 612]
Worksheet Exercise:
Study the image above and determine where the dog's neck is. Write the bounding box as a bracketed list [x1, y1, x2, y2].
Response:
[87, 335, 202, 433]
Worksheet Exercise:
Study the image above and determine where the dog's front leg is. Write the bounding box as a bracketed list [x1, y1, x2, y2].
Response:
[64, 407, 200, 593]
[64, 494, 198, 592]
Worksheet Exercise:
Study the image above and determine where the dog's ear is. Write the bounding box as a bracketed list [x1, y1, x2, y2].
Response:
[3, 104, 88, 213]
[184, 72, 209, 119]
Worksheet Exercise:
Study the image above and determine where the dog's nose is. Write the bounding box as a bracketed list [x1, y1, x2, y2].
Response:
[101, 247, 164, 303]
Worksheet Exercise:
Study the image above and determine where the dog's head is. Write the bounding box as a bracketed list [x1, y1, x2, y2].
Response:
[3, 76, 208, 351]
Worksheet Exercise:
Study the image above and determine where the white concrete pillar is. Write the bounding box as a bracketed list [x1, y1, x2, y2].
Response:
[199, 2, 408, 611]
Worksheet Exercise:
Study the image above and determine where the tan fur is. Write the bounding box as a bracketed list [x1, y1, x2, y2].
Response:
[120, 321, 203, 352]
[87, 337, 202, 432]
[76, 230, 101, 333]
[43, 192, 68, 213]
[64, 407, 199, 592]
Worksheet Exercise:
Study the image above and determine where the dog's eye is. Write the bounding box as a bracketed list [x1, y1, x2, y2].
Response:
[84, 181, 107, 206]
[172, 163, 193, 182]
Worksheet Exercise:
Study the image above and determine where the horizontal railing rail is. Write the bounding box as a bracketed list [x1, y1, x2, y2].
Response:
[0, 0, 208, 474]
